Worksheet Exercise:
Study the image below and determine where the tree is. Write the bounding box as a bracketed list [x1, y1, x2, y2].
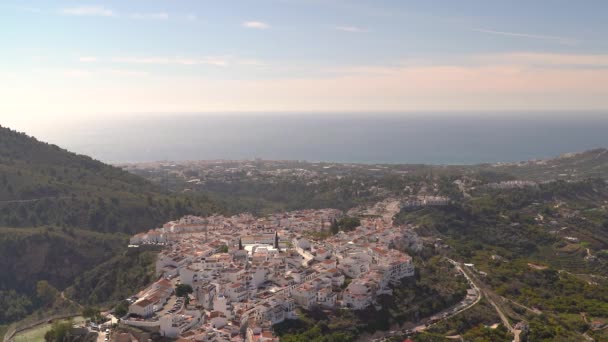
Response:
[114, 300, 129, 317]
[239, 238, 243, 250]
[218, 244, 229, 253]
[175, 284, 193, 298]
[44, 320, 72, 342]
[82, 306, 101, 322]
[337, 217, 360, 232]
[330, 218, 339, 234]
[274, 231, 280, 251]
[36, 280, 59, 306]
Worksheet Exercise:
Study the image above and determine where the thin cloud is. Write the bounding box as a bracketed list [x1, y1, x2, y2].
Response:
[131, 12, 169, 20]
[477, 52, 608, 68]
[242, 21, 270, 29]
[60, 6, 115, 17]
[111, 57, 230, 67]
[472, 28, 577, 45]
[335, 26, 368, 33]
[106, 56, 267, 68]
[65, 68, 148, 78]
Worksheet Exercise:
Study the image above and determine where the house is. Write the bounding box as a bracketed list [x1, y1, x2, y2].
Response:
[324, 268, 345, 287]
[319, 259, 337, 270]
[251, 268, 268, 288]
[253, 301, 289, 325]
[225, 282, 248, 302]
[194, 282, 216, 310]
[291, 284, 317, 309]
[313, 247, 330, 261]
[342, 280, 375, 310]
[129, 298, 155, 318]
[338, 256, 370, 278]
[160, 310, 203, 338]
[212, 295, 233, 319]
[209, 311, 228, 329]
[317, 288, 336, 308]
[246, 326, 279, 342]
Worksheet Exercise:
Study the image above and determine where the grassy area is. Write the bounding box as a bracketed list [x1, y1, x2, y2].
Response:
[0, 325, 9, 341]
[13, 316, 84, 342]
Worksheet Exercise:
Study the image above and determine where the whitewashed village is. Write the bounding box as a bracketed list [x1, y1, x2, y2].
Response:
[120, 198, 446, 341]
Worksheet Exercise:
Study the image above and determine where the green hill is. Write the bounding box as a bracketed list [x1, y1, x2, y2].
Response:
[482, 148, 608, 181]
[0, 126, 223, 324]
[0, 126, 223, 233]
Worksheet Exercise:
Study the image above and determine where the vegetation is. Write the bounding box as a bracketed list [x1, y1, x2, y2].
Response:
[485, 148, 608, 181]
[397, 178, 608, 340]
[0, 289, 33, 323]
[329, 217, 361, 234]
[421, 298, 511, 341]
[195, 175, 393, 215]
[0, 127, 221, 233]
[461, 324, 512, 342]
[66, 246, 161, 306]
[0, 126, 223, 324]
[275, 256, 467, 340]
[175, 284, 193, 298]
[43, 319, 73, 342]
[81, 306, 101, 323]
[3, 124, 608, 341]
[279, 323, 354, 342]
[113, 301, 129, 318]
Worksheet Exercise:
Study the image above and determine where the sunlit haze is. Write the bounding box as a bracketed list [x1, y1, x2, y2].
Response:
[3, 0, 608, 128]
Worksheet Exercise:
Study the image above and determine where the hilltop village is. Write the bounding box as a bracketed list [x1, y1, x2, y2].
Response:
[123, 200, 428, 341]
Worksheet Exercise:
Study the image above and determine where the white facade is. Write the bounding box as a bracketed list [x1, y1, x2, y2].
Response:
[129, 299, 154, 318]
[291, 284, 317, 309]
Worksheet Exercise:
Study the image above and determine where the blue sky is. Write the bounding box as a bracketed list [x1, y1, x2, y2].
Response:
[2, 0, 608, 125]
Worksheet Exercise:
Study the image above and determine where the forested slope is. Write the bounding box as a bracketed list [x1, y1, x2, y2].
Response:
[0, 126, 223, 324]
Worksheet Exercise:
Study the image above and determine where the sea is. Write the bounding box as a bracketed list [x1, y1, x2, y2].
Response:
[10, 112, 608, 165]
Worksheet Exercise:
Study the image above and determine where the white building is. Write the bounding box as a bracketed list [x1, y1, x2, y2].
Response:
[129, 298, 154, 318]
[291, 283, 317, 309]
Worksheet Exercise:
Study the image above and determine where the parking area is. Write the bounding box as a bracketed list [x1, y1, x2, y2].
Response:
[155, 295, 184, 317]
[96, 327, 111, 342]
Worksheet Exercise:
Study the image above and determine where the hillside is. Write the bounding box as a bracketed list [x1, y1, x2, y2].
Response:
[0, 126, 223, 324]
[0, 126, 223, 233]
[396, 179, 608, 340]
[483, 148, 608, 181]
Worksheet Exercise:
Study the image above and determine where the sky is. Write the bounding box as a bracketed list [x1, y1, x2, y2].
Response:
[2, 0, 608, 126]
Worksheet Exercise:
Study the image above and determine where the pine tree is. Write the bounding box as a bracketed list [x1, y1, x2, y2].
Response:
[330, 218, 339, 234]
[239, 238, 243, 250]
[274, 231, 280, 251]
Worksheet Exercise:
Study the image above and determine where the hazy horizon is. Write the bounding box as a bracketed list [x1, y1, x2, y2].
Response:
[3, 0, 608, 164]
[6, 112, 607, 165]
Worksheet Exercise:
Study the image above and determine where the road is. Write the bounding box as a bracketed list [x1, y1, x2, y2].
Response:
[0, 196, 71, 205]
[60, 291, 83, 309]
[457, 262, 522, 342]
